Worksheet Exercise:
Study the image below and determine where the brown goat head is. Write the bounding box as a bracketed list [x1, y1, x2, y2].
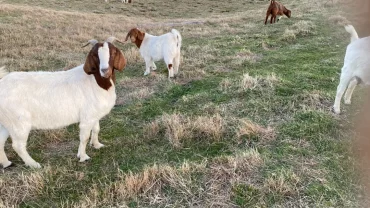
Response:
[125, 28, 145, 48]
[83, 38, 126, 90]
[284, 8, 291, 18]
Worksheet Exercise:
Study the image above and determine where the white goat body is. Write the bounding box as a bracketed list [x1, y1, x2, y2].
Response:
[333, 25, 370, 114]
[0, 66, 115, 130]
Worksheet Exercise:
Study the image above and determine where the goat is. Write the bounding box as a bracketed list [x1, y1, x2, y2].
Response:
[0, 37, 126, 168]
[333, 25, 370, 114]
[125, 28, 182, 78]
[264, 0, 291, 25]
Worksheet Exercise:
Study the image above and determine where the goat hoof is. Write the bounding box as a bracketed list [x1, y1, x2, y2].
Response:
[79, 155, 91, 162]
[93, 142, 105, 149]
[332, 106, 341, 115]
[26, 162, 41, 169]
[1, 161, 13, 169]
[144, 71, 150, 76]
[344, 100, 351, 105]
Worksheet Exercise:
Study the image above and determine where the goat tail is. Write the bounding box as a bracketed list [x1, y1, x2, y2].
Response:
[0, 66, 8, 79]
[345, 25, 359, 43]
[171, 29, 182, 49]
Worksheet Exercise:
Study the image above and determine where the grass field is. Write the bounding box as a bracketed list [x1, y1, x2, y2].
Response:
[0, 0, 365, 207]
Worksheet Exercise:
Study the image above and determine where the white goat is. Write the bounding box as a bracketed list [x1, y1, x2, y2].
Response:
[333, 25, 370, 114]
[0, 37, 126, 168]
[125, 28, 182, 78]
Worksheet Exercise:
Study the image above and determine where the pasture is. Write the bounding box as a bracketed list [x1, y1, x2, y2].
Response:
[0, 0, 363, 207]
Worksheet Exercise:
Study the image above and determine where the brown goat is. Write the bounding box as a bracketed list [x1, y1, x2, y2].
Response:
[264, 0, 291, 25]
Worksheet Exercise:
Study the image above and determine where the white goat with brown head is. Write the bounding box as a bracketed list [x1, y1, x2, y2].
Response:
[125, 28, 182, 78]
[0, 37, 126, 168]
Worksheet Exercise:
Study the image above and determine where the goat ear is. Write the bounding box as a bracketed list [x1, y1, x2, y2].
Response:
[125, 30, 133, 42]
[114, 48, 126, 71]
[137, 31, 144, 41]
[83, 51, 98, 74]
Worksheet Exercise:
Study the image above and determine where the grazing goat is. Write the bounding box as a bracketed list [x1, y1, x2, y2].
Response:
[264, 0, 291, 25]
[125, 28, 182, 78]
[0, 37, 126, 168]
[332, 25, 370, 114]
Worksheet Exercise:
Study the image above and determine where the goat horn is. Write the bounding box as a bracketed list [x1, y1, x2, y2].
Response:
[81, 39, 98, 48]
[106, 37, 125, 44]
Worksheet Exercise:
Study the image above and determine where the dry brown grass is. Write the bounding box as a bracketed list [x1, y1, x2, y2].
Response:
[237, 119, 276, 143]
[328, 15, 351, 26]
[144, 113, 225, 148]
[0, 66, 7, 78]
[289, 0, 329, 18]
[282, 21, 316, 41]
[217, 100, 245, 116]
[0, 167, 50, 207]
[160, 113, 189, 148]
[193, 113, 224, 141]
[143, 120, 161, 139]
[75, 162, 205, 207]
[74, 148, 262, 207]
[292, 21, 316, 35]
[145, 113, 276, 148]
[180, 92, 208, 103]
[264, 169, 301, 197]
[220, 73, 279, 93]
[115, 75, 170, 105]
[231, 50, 263, 66]
[126, 87, 155, 101]
[298, 90, 333, 112]
[0, 4, 145, 71]
[124, 47, 143, 64]
[282, 29, 297, 41]
[241, 73, 259, 90]
[219, 78, 233, 92]
[242, 73, 279, 90]
[179, 44, 217, 80]
[35, 128, 71, 143]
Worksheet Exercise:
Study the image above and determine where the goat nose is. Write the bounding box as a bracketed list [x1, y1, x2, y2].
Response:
[101, 68, 109, 73]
